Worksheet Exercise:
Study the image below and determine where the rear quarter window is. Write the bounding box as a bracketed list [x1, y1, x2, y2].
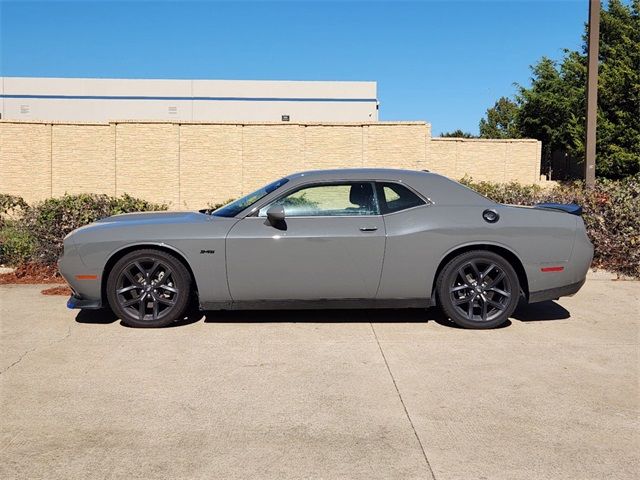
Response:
[376, 182, 426, 214]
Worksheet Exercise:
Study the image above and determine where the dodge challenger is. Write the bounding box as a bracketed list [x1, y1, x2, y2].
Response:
[58, 169, 593, 329]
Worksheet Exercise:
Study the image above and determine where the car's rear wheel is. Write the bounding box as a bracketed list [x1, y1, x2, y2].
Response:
[436, 250, 519, 329]
[106, 249, 191, 328]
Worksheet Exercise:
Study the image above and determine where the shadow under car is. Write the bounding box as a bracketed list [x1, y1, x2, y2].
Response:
[75, 300, 569, 328]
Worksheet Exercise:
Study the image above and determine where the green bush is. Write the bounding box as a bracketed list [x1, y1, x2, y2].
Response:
[203, 198, 236, 214]
[0, 225, 35, 265]
[0, 194, 29, 228]
[461, 174, 640, 278]
[0, 194, 166, 266]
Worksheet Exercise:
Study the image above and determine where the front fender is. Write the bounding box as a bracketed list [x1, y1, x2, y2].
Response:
[64, 216, 238, 308]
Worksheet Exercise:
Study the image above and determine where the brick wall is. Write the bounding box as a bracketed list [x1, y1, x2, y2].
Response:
[0, 122, 52, 201]
[428, 138, 542, 184]
[0, 120, 542, 209]
[51, 123, 116, 196]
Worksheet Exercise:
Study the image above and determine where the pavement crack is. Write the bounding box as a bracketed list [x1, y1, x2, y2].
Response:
[370, 323, 437, 480]
[0, 325, 72, 376]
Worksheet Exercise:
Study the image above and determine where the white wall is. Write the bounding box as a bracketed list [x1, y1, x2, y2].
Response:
[0, 77, 378, 122]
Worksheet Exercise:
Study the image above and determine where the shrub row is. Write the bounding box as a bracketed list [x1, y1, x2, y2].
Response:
[1, 175, 638, 278]
[0, 194, 167, 265]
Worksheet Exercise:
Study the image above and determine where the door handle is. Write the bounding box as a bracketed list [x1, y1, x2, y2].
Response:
[359, 227, 378, 232]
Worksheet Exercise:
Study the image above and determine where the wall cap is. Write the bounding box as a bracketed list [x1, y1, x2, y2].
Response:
[432, 137, 540, 143]
[0, 119, 430, 127]
[0, 120, 109, 126]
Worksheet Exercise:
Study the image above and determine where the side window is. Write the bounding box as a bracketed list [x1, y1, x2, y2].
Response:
[259, 182, 379, 217]
[376, 182, 425, 214]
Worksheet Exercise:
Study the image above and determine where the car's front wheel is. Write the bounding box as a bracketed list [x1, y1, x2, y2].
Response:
[106, 249, 191, 328]
[436, 250, 520, 329]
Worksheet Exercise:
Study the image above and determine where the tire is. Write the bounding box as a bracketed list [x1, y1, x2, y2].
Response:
[106, 249, 191, 328]
[436, 250, 519, 329]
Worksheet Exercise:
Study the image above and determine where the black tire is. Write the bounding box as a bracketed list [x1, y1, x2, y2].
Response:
[436, 250, 519, 329]
[106, 249, 191, 328]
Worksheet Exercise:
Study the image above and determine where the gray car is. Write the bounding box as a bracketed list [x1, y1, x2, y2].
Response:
[58, 168, 593, 329]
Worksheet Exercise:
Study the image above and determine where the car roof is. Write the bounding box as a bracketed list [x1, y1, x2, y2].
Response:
[280, 168, 494, 207]
[286, 168, 436, 182]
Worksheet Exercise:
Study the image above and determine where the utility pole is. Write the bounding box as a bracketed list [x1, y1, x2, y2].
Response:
[585, 0, 600, 186]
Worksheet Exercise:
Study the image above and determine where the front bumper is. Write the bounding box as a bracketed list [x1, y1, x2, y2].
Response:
[58, 238, 103, 309]
[66, 293, 102, 310]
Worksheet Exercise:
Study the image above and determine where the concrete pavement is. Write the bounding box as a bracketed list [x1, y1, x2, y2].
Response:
[1, 271, 638, 479]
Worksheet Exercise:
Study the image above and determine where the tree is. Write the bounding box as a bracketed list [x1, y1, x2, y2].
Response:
[479, 0, 640, 178]
[516, 56, 585, 174]
[440, 129, 476, 138]
[591, 0, 640, 177]
[479, 97, 521, 139]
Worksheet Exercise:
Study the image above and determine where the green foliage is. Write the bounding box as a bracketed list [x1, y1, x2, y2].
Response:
[479, 97, 521, 139]
[478, 0, 640, 179]
[459, 176, 547, 204]
[0, 194, 29, 227]
[440, 130, 477, 138]
[0, 194, 28, 215]
[518, 54, 588, 172]
[0, 193, 167, 266]
[461, 174, 640, 278]
[210, 199, 236, 210]
[207, 194, 320, 213]
[280, 193, 319, 209]
[202, 198, 236, 215]
[0, 194, 34, 264]
[0, 225, 35, 265]
[592, 0, 640, 177]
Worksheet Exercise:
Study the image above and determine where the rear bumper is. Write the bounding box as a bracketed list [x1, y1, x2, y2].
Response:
[528, 278, 586, 303]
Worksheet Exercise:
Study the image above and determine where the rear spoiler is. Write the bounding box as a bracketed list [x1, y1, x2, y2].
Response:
[534, 203, 583, 216]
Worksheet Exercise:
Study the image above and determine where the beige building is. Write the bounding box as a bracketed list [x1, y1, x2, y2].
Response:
[0, 77, 378, 123]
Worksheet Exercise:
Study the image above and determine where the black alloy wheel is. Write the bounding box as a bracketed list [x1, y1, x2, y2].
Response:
[107, 249, 191, 328]
[437, 250, 520, 329]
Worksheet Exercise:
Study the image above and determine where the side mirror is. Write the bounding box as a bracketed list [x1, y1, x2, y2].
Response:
[266, 205, 286, 226]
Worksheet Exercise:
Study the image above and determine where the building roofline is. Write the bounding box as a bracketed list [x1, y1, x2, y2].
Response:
[0, 75, 377, 84]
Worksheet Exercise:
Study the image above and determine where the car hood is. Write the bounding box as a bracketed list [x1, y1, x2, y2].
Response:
[94, 211, 208, 224]
[68, 211, 215, 237]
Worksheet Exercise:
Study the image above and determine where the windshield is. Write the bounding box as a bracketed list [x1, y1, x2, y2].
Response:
[211, 178, 289, 217]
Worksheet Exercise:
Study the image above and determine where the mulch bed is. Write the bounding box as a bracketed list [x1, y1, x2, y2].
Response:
[41, 285, 73, 296]
[0, 263, 64, 285]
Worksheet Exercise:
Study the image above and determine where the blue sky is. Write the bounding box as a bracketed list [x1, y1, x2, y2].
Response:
[0, 0, 587, 134]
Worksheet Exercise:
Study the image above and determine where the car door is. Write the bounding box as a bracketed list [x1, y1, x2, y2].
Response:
[226, 182, 386, 301]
